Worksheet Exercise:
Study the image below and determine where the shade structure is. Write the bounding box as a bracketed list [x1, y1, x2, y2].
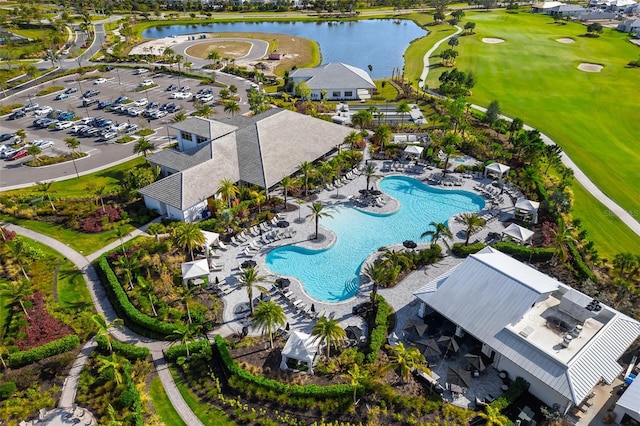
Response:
[241, 260, 257, 269]
[438, 335, 460, 354]
[403, 240, 418, 249]
[277, 221, 290, 228]
[181, 259, 210, 281]
[404, 318, 428, 341]
[484, 162, 511, 186]
[463, 353, 487, 372]
[275, 277, 291, 289]
[404, 145, 424, 156]
[502, 223, 534, 246]
[447, 367, 472, 389]
[413, 338, 442, 359]
[280, 331, 319, 374]
[514, 198, 541, 224]
[345, 326, 363, 341]
[201, 230, 220, 248]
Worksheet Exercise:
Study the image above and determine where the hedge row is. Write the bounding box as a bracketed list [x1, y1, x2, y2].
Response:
[490, 377, 530, 411]
[164, 339, 212, 361]
[493, 242, 555, 262]
[122, 361, 143, 426]
[366, 296, 392, 363]
[96, 256, 177, 339]
[95, 335, 150, 360]
[567, 241, 597, 282]
[213, 335, 353, 399]
[8, 334, 80, 368]
[452, 242, 486, 258]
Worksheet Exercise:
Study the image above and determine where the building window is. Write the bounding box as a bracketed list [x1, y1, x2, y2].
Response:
[195, 135, 208, 144]
[345, 91, 353, 97]
[181, 131, 192, 141]
[332, 91, 340, 98]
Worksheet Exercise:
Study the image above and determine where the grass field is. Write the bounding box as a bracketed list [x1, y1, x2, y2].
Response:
[419, 11, 640, 256]
[150, 377, 188, 426]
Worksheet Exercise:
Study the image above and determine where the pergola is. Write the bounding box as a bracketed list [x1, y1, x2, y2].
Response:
[514, 198, 540, 224]
[484, 162, 511, 186]
[280, 331, 319, 374]
[404, 145, 424, 158]
[502, 223, 535, 246]
[201, 230, 220, 256]
[181, 258, 210, 285]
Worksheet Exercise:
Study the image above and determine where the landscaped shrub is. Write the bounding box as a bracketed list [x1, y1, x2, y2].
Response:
[8, 334, 80, 368]
[0, 382, 16, 400]
[164, 339, 212, 361]
[96, 256, 177, 339]
[452, 242, 486, 257]
[95, 334, 150, 360]
[493, 242, 554, 262]
[80, 207, 122, 233]
[366, 296, 392, 363]
[15, 292, 75, 350]
[567, 241, 597, 282]
[122, 361, 143, 426]
[490, 377, 529, 411]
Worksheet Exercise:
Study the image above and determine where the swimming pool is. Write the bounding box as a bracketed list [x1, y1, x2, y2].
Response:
[265, 176, 485, 302]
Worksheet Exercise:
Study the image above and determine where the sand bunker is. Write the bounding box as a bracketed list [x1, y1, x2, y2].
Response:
[557, 38, 575, 44]
[578, 63, 603, 72]
[482, 38, 505, 44]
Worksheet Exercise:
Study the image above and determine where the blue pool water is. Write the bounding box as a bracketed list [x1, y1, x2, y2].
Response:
[265, 176, 485, 302]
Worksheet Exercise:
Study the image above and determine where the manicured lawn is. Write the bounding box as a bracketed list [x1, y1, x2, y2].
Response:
[150, 377, 187, 426]
[420, 11, 640, 253]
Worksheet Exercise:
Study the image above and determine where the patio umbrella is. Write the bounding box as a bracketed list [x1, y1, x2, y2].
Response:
[447, 367, 472, 389]
[310, 303, 315, 313]
[438, 335, 460, 354]
[277, 221, 290, 228]
[413, 338, 442, 359]
[285, 322, 290, 331]
[403, 240, 417, 249]
[345, 326, 363, 341]
[275, 278, 291, 289]
[463, 353, 487, 372]
[241, 260, 257, 269]
[404, 319, 428, 341]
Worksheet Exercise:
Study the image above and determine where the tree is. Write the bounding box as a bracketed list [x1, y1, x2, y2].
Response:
[464, 21, 476, 34]
[373, 124, 392, 148]
[133, 137, 155, 157]
[351, 110, 372, 130]
[217, 178, 240, 208]
[613, 253, 638, 280]
[96, 354, 124, 385]
[92, 313, 123, 353]
[223, 100, 240, 117]
[363, 262, 390, 303]
[172, 111, 187, 122]
[114, 226, 129, 258]
[280, 176, 299, 208]
[586, 22, 603, 36]
[179, 285, 198, 324]
[485, 100, 502, 126]
[299, 161, 314, 198]
[307, 202, 333, 240]
[478, 405, 510, 426]
[238, 266, 269, 316]
[26, 145, 41, 162]
[168, 323, 202, 361]
[344, 131, 362, 149]
[396, 101, 411, 128]
[7, 238, 41, 280]
[421, 221, 453, 249]
[311, 316, 346, 360]
[294, 81, 311, 100]
[0, 280, 33, 320]
[363, 164, 380, 191]
[252, 300, 286, 349]
[137, 276, 157, 317]
[344, 364, 368, 405]
[446, 96, 466, 133]
[207, 50, 220, 62]
[15, 129, 26, 144]
[447, 36, 459, 49]
[64, 137, 81, 178]
[383, 342, 429, 382]
[459, 213, 486, 245]
[248, 88, 269, 115]
[441, 143, 458, 174]
[451, 9, 465, 19]
[114, 253, 138, 290]
[36, 181, 56, 211]
[440, 48, 459, 66]
[434, 11, 446, 23]
[194, 102, 213, 118]
[549, 220, 575, 265]
[508, 118, 523, 142]
[172, 222, 205, 261]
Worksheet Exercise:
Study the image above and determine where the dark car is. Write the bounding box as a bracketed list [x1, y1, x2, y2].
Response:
[83, 98, 99, 107]
[8, 110, 26, 120]
[166, 84, 177, 91]
[166, 104, 180, 113]
[114, 96, 128, 104]
[0, 133, 15, 142]
[64, 87, 78, 94]
[82, 89, 100, 98]
[104, 65, 114, 71]
[146, 102, 158, 110]
[125, 123, 138, 133]
[98, 100, 112, 109]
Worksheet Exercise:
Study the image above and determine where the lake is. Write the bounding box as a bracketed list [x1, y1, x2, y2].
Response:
[142, 19, 427, 79]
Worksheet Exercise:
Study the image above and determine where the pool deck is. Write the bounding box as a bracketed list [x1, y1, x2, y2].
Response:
[207, 159, 524, 340]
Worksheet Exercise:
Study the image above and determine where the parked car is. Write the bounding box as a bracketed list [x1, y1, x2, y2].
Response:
[133, 68, 149, 75]
[7, 149, 28, 161]
[99, 131, 117, 141]
[64, 87, 78, 94]
[171, 92, 191, 99]
[8, 110, 26, 120]
[2, 148, 18, 159]
[140, 79, 154, 87]
[82, 89, 100, 98]
[22, 103, 39, 112]
[151, 110, 167, 119]
[132, 99, 148, 107]
[55, 92, 70, 100]
[125, 123, 138, 133]
[93, 78, 107, 85]
[59, 111, 75, 121]
[34, 140, 54, 149]
[54, 121, 73, 130]
[198, 94, 214, 103]
[0, 133, 15, 142]
[166, 104, 180, 113]
[166, 84, 177, 91]
[104, 65, 114, 71]
[98, 100, 112, 109]
[128, 108, 144, 117]
[179, 86, 190, 92]
[34, 106, 53, 116]
[82, 98, 99, 107]
[112, 122, 128, 133]
[146, 102, 159, 109]
[114, 96, 128, 104]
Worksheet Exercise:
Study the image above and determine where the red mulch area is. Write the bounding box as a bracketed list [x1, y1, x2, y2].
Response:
[15, 292, 74, 350]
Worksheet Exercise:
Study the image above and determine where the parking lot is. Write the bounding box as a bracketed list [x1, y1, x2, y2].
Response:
[0, 67, 253, 188]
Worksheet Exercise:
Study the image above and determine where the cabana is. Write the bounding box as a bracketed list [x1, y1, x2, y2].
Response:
[514, 198, 540, 224]
[181, 258, 210, 285]
[280, 331, 319, 374]
[501, 223, 534, 246]
[404, 145, 424, 158]
[483, 162, 510, 187]
[201, 230, 220, 257]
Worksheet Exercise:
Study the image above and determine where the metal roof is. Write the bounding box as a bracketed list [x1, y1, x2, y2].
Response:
[616, 368, 640, 414]
[289, 63, 376, 91]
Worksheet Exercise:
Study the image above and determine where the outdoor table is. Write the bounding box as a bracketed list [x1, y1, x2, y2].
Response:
[277, 221, 290, 228]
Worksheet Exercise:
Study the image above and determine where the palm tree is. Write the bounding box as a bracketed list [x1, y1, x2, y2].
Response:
[64, 137, 81, 179]
[351, 110, 372, 130]
[307, 202, 333, 240]
[169, 323, 202, 361]
[459, 213, 486, 245]
[373, 124, 392, 148]
[7, 239, 34, 279]
[311, 316, 346, 360]
[15, 129, 26, 144]
[363, 164, 380, 191]
[383, 342, 430, 383]
[363, 262, 389, 304]
[238, 266, 269, 316]
[133, 137, 155, 157]
[447, 36, 460, 49]
[420, 221, 453, 249]
[114, 226, 129, 258]
[179, 285, 198, 324]
[344, 364, 368, 405]
[344, 131, 362, 149]
[0, 279, 33, 319]
[207, 50, 220, 63]
[294, 198, 305, 222]
[396, 101, 411, 128]
[550, 220, 575, 265]
[36, 181, 56, 211]
[250, 188, 267, 213]
[106, 404, 124, 426]
[223, 100, 240, 117]
[172, 111, 187, 122]
[137, 276, 157, 317]
[87, 184, 107, 213]
[26, 145, 41, 163]
[172, 222, 206, 261]
[92, 313, 123, 353]
[97, 354, 124, 385]
[613, 252, 638, 279]
[280, 176, 299, 208]
[114, 253, 138, 290]
[217, 179, 240, 208]
[299, 161, 314, 198]
[478, 405, 510, 426]
[441, 143, 458, 174]
[252, 300, 286, 349]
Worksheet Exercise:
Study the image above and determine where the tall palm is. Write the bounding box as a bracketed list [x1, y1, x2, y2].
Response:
[441, 143, 457, 174]
[363, 164, 380, 191]
[478, 405, 510, 426]
[373, 124, 392, 148]
[0, 279, 33, 319]
[92, 313, 123, 353]
[217, 178, 240, 208]
[133, 137, 155, 157]
[169, 323, 202, 361]
[311, 316, 346, 360]
[252, 300, 286, 349]
[223, 100, 240, 117]
[106, 404, 124, 426]
[363, 262, 389, 304]
[396, 101, 411, 128]
[613, 252, 638, 279]
[420, 221, 453, 249]
[351, 110, 372, 131]
[380, 247, 412, 270]
[299, 161, 314, 198]
[550, 220, 575, 265]
[114, 253, 138, 290]
[8, 238, 34, 279]
[294, 198, 305, 222]
[383, 342, 430, 383]
[65, 137, 81, 179]
[344, 364, 368, 405]
[459, 213, 486, 245]
[96, 354, 124, 385]
[114, 226, 129, 258]
[137, 276, 157, 317]
[307, 202, 333, 240]
[179, 285, 198, 324]
[250, 188, 267, 214]
[238, 266, 269, 316]
[172, 222, 206, 261]
[36, 181, 56, 211]
[344, 131, 361, 149]
[280, 176, 299, 208]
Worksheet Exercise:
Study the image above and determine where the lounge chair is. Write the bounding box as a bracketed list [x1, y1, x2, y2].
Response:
[326, 183, 335, 191]
[217, 241, 228, 250]
[243, 248, 257, 257]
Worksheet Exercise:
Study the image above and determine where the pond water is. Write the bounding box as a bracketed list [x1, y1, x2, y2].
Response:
[142, 19, 427, 79]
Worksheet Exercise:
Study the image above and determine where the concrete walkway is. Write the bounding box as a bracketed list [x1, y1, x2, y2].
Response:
[58, 338, 97, 409]
[419, 25, 462, 85]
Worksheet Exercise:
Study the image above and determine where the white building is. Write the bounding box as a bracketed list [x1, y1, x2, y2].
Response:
[414, 247, 640, 414]
[289, 62, 376, 101]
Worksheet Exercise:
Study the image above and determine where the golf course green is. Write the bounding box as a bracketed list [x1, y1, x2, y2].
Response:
[422, 10, 640, 258]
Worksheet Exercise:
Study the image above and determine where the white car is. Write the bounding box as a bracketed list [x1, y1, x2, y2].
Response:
[134, 68, 149, 75]
[198, 94, 214, 103]
[151, 110, 167, 118]
[54, 121, 73, 130]
[34, 140, 54, 149]
[93, 78, 107, 85]
[33, 106, 53, 116]
[132, 99, 148, 107]
[171, 92, 192, 99]
[128, 108, 144, 117]
[140, 79, 154, 87]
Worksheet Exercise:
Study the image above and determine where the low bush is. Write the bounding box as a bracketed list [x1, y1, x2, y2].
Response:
[134, 83, 158, 91]
[8, 334, 80, 368]
[0, 382, 16, 400]
[135, 128, 155, 136]
[366, 296, 392, 363]
[490, 377, 529, 411]
[122, 361, 143, 426]
[493, 242, 554, 262]
[0, 104, 24, 115]
[36, 86, 64, 96]
[24, 152, 87, 167]
[116, 136, 135, 144]
[95, 334, 150, 360]
[164, 339, 212, 361]
[567, 241, 597, 282]
[452, 242, 486, 257]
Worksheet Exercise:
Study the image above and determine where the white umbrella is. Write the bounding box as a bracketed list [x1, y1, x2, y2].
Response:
[404, 145, 424, 156]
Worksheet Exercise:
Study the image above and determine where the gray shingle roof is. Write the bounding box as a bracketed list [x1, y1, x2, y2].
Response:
[170, 116, 237, 139]
[147, 142, 213, 172]
[139, 173, 183, 208]
[289, 63, 376, 91]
